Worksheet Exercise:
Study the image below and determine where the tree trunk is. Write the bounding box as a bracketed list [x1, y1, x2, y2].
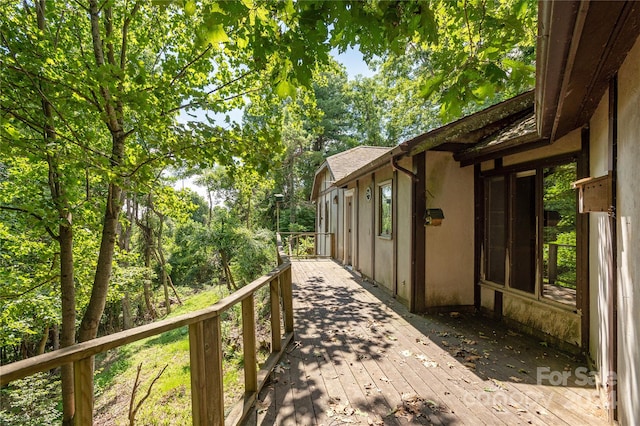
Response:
[37, 325, 49, 355]
[122, 293, 133, 329]
[220, 250, 237, 290]
[78, 180, 122, 342]
[157, 216, 170, 315]
[34, 2, 77, 423]
[140, 215, 157, 319]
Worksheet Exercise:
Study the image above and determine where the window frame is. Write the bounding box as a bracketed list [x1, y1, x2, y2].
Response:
[481, 153, 580, 309]
[378, 180, 393, 239]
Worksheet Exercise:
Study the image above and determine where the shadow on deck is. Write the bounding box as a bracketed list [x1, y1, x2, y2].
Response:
[244, 260, 605, 425]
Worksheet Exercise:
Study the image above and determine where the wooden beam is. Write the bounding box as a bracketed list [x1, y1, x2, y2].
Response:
[411, 152, 426, 312]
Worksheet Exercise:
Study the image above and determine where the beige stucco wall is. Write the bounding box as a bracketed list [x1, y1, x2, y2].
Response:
[374, 166, 394, 293]
[357, 175, 374, 279]
[615, 34, 640, 425]
[424, 152, 475, 307]
[396, 157, 413, 303]
[588, 89, 611, 393]
[504, 128, 581, 165]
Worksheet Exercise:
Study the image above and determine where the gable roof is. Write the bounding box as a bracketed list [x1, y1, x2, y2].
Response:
[311, 146, 391, 201]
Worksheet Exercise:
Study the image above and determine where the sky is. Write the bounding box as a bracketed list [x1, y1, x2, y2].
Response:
[332, 46, 376, 79]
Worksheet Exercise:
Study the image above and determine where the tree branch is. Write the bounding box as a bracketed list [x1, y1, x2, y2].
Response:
[0, 275, 61, 300]
[463, 0, 475, 58]
[120, 2, 141, 70]
[128, 363, 168, 426]
[0, 205, 59, 240]
[169, 44, 213, 88]
[163, 68, 257, 115]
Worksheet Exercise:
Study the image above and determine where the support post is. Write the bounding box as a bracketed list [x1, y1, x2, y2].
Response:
[242, 296, 257, 394]
[281, 267, 294, 333]
[73, 357, 94, 426]
[270, 278, 282, 352]
[189, 317, 224, 426]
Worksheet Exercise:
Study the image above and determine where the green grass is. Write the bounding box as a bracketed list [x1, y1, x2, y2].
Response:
[93, 285, 251, 426]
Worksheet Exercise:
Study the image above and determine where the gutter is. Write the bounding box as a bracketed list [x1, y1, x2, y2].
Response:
[391, 157, 418, 181]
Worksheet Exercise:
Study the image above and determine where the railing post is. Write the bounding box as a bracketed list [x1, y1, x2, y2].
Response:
[281, 265, 294, 333]
[270, 278, 282, 352]
[241, 296, 257, 394]
[189, 317, 224, 426]
[73, 357, 94, 426]
[548, 243, 558, 284]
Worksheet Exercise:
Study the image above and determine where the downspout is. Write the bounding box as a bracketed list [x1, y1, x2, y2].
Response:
[391, 157, 418, 182]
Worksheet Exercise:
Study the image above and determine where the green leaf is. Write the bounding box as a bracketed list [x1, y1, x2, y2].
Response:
[276, 80, 296, 98]
[207, 24, 230, 44]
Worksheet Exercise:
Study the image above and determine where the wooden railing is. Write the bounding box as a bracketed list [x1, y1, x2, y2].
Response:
[280, 232, 334, 259]
[0, 235, 294, 426]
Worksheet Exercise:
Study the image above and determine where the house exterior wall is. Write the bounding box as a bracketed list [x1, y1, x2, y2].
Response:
[374, 166, 394, 293]
[396, 157, 413, 304]
[315, 168, 336, 257]
[357, 175, 374, 279]
[587, 89, 611, 395]
[424, 152, 475, 308]
[334, 187, 344, 261]
[614, 35, 640, 425]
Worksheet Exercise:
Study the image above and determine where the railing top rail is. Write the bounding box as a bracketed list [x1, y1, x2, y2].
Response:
[1, 239, 291, 385]
[278, 232, 332, 236]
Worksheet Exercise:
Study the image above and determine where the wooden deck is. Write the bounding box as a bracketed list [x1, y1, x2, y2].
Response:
[245, 260, 605, 425]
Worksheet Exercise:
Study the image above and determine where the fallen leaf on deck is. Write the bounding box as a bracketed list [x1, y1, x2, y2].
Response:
[492, 404, 505, 412]
[509, 376, 523, 383]
[423, 360, 438, 368]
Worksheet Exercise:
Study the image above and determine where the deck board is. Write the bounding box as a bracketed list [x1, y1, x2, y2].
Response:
[245, 260, 606, 425]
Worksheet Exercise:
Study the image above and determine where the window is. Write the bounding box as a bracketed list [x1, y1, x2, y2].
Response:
[324, 201, 329, 233]
[482, 159, 577, 306]
[485, 176, 506, 284]
[379, 182, 392, 237]
[542, 163, 577, 305]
